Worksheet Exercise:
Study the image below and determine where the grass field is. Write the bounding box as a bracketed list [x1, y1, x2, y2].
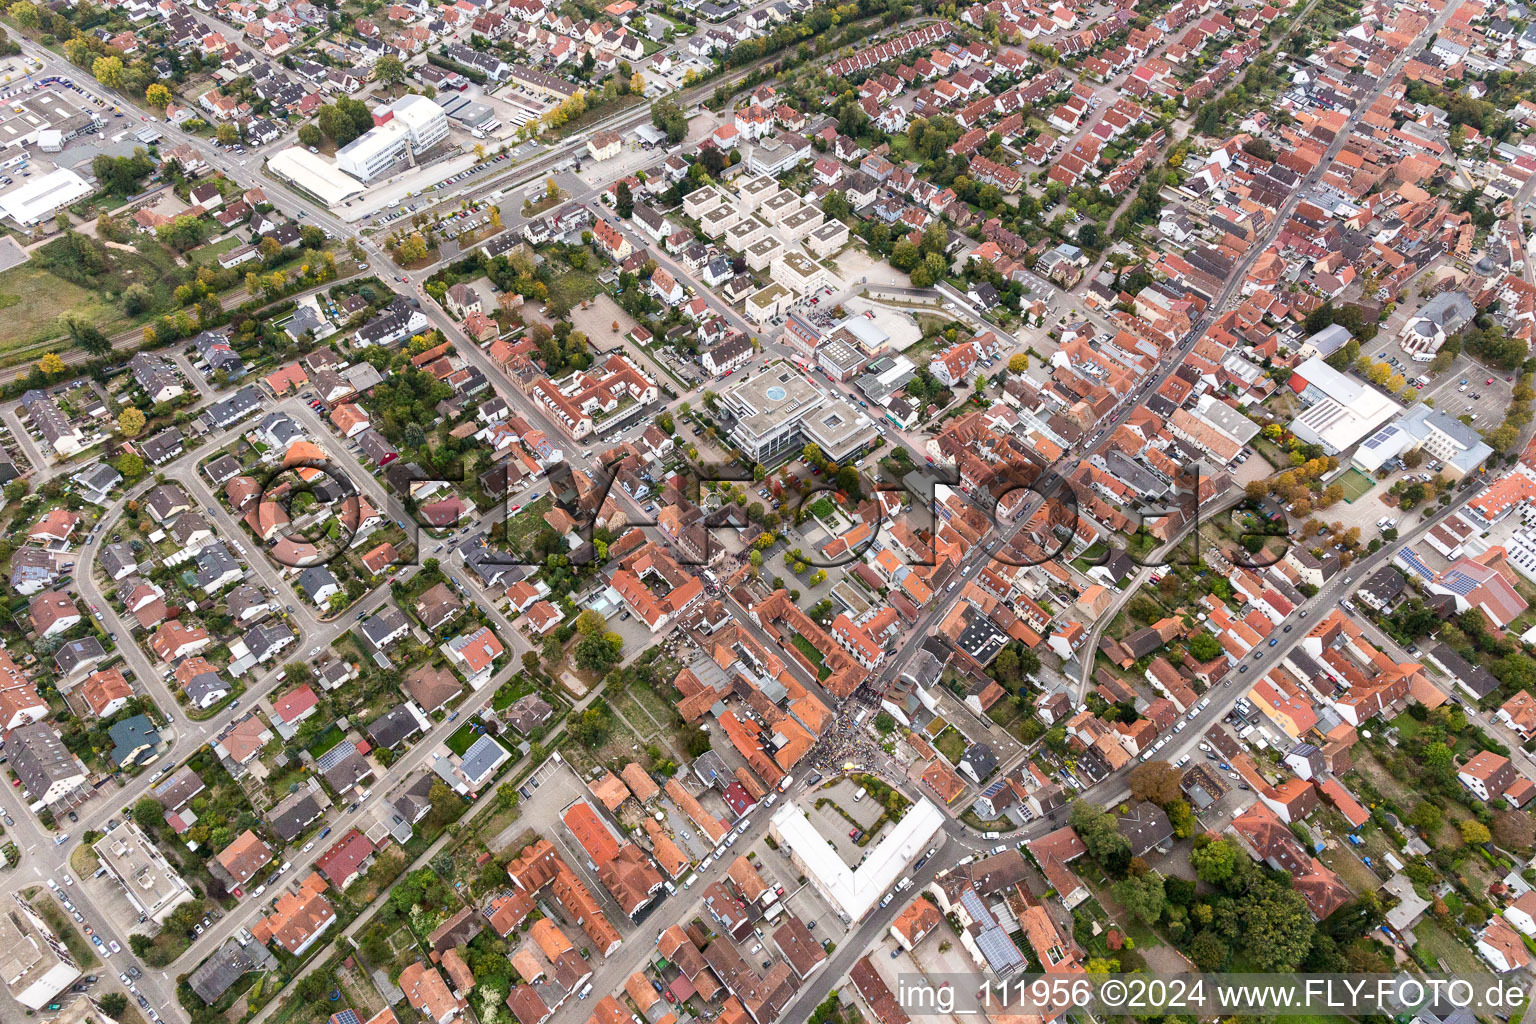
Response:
[0, 265, 118, 355]
[791, 633, 830, 680]
[934, 726, 966, 764]
[547, 269, 600, 314]
[190, 235, 244, 266]
[1337, 467, 1377, 502]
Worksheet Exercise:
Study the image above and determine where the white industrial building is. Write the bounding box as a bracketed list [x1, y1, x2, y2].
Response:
[0, 168, 94, 227]
[768, 796, 943, 923]
[335, 95, 450, 183]
[1286, 357, 1402, 455]
[266, 148, 366, 206]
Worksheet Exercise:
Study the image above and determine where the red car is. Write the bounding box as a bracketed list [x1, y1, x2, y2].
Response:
[1487, 378, 1495, 385]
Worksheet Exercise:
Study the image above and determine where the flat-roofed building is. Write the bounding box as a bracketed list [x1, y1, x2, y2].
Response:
[745, 234, 785, 272]
[769, 797, 943, 922]
[335, 96, 449, 182]
[93, 821, 196, 924]
[736, 175, 780, 210]
[770, 249, 829, 295]
[806, 219, 849, 257]
[0, 895, 82, 1010]
[719, 360, 876, 464]
[781, 205, 825, 242]
[745, 283, 791, 326]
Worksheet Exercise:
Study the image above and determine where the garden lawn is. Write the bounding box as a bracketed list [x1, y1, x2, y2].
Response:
[189, 236, 244, 266]
[446, 721, 481, 756]
[1412, 919, 1486, 974]
[934, 726, 966, 765]
[791, 633, 830, 681]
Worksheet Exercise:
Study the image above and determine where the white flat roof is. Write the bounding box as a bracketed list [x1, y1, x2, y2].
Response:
[266, 147, 367, 205]
[0, 168, 93, 226]
[770, 795, 943, 922]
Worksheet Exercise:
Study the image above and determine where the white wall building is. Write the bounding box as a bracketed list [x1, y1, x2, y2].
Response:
[335, 96, 450, 182]
[768, 797, 943, 922]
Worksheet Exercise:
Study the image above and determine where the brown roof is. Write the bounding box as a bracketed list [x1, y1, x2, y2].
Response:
[771, 915, 826, 977]
[216, 829, 274, 884]
[405, 663, 462, 714]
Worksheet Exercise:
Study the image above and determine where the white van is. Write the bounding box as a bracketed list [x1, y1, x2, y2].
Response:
[853, 789, 865, 803]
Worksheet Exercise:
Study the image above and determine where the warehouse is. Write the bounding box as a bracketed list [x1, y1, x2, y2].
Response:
[1286, 357, 1401, 455]
[0, 168, 94, 226]
[266, 147, 366, 206]
[438, 94, 501, 134]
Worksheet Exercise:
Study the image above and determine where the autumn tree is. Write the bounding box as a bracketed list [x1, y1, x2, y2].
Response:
[1461, 819, 1493, 845]
[1492, 810, 1536, 850]
[37, 352, 65, 375]
[91, 55, 125, 88]
[117, 407, 147, 436]
[145, 83, 171, 109]
[8, 1, 40, 28]
[1128, 760, 1182, 805]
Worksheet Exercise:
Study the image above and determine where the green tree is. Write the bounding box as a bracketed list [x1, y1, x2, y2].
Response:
[1190, 837, 1240, 886]
[1112, 872, 1165, 924]
[132, 796, 162, 833]
[1188, 631, 1223, 661]
[615, 180, 633, 219]
[1069, 800, 1133, 876]
[112, 451, 147, 483]
[375, 54, 406, 84]
[99, 994, 128, 1017]
[216, 122, 239, 146]
[1237, 879, 1316, 971]
[1407, 801, 1442, 835]
[297, 123, 323, 148]
[651, 98, 689, 144]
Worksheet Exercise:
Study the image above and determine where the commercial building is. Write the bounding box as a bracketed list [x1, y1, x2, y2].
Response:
[768, 796, 943, 922]
[745, 282, 791, 325]
[0, 168, 93, 227]
[1353, 404, 1493, 477]
[717, 361, 877, 464]
[335, 96, 450, 183]
[92, 822, 196, 925]
[266, 148, 366, 206]
[1286, 357, 1402, 455]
